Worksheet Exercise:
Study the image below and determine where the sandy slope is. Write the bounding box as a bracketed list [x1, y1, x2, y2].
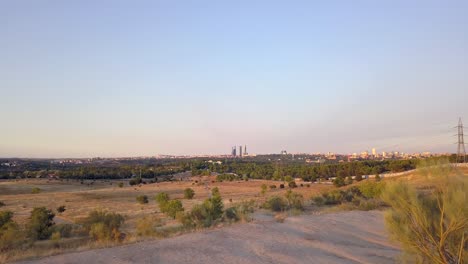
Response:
[19, 211, 399, 264]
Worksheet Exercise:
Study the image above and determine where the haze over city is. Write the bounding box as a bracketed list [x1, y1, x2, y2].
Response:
[1, 1, 468, 158]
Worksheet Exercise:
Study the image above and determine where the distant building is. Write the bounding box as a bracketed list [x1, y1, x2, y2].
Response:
[239, 146, 243, 157]
[372, 148, 376, 156]
[280, 150, 288, 155]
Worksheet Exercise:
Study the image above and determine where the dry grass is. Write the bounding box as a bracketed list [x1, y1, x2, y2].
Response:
[0, 176, 331, 233]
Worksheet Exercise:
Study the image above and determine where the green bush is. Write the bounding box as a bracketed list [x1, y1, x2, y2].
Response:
[184, 188, 195, 199]
[261, 184, 267, 195]
[285, 190, 304, 210]
[358, 180, 385, 199]
[279, 184, 285, 189]
[263, 196, 287, 212]
[333, 177, 346, 187]
[0, 211, 13, 228]
[269, 185, 277, 189]
[381, 174, 467, 264]
[288, 181, 297, 188]
[118, 182, 124, 188]
[155, 192, 170, 204]
[0, 201, 5, 207]
[81, 210, 124, 242]
[180, 188, 225, 228]
[163, 200, 184, 219]
[136, 195, 149, 204]
[0, 211, 24, 252]
[27, 207, 55, 240]
[224, 207, 239, 221]
[31, 187, 41, 194]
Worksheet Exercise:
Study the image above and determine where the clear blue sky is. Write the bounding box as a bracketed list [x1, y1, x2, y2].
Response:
[1, 1, 467, 158]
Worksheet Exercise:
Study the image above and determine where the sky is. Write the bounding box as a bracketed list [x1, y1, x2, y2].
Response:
[1, 1, 468, 158]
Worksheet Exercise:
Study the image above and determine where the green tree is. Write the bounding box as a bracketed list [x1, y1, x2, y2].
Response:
[27, 207, 55, 240]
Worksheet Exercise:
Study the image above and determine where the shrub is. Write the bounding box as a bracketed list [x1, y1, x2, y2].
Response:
[181, 188, 225, 228]
[358, 180, 385, 199]
[224, 200, 255, 223]
[129, 178, 142, 186]
[155, 192, 170, 204]
[345, 176, 353, 185]
[263, 196, 287, 212]
[333, 177, 346, 187]
[0, 211, 14, 230]
[285, 190, 304, 210]
[224, 207, 239, 221]
[81, 210, 124, 242]
[52, 224, 73, 238]
[279, 184, 285, 189]
[355, 175, 363, 182]
[118, 182, 124, 188]
[183, 188, 195, 199]
[164, 200, 184, 219]
[0, 211, 24, 252]
[381, 174, 467, 264]
[57, 205, 66, 213]
[269, 185, 277, 189]
[261, 184, 267, 195]
[136, 195, 149, 204]
[27, 207, 55, 240]
[136, 216, 162, 237]
[0, 201, 5, 207]
[31, 187, 41, 194]
[288, 181, 297, 188]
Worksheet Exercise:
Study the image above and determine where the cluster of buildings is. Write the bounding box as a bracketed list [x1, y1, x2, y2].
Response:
[231, 145, 248, 157]
[347, 149, 434, 161]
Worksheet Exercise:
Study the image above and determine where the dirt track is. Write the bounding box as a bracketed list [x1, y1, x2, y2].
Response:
[19, 210, 399, 264]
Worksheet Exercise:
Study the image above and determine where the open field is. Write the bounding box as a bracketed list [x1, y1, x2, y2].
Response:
[0, 176, 332, 230]
[18, 210, 399, 264]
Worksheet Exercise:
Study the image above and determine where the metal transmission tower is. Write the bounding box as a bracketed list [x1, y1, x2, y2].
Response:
[456, 118, 466, 163]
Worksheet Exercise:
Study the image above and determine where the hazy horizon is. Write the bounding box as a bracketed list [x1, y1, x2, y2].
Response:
[1, 1, 468, 158]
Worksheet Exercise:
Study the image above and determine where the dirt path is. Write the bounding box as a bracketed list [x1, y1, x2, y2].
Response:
[19, 210, 399, 264]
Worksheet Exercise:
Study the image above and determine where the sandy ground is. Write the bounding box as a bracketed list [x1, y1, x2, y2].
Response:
[19, 210, 400, 264]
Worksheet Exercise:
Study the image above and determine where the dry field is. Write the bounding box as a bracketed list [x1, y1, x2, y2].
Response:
[0, 176, 333, 232]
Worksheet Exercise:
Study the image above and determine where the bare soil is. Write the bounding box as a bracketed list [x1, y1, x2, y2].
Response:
[18, 210, 400, 264]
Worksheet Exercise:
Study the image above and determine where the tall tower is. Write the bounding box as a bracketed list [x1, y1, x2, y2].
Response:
[456, 118, 466, 163]
[231, 146, 237, 157]
[244, 145, 247, 155]
[239, 146, 243, 157]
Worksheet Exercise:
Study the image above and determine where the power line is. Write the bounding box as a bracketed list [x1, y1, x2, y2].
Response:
[456, 118, 466, 163]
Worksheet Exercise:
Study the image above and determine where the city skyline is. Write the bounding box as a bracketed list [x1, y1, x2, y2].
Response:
[1, 1, 467, 158]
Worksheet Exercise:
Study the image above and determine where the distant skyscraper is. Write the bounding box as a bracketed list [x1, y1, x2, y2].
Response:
[239, 146, 243, 157]
[244, 145, 247, 155]
[231, 146, 237, 157]
[372, 148, 376, 156]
